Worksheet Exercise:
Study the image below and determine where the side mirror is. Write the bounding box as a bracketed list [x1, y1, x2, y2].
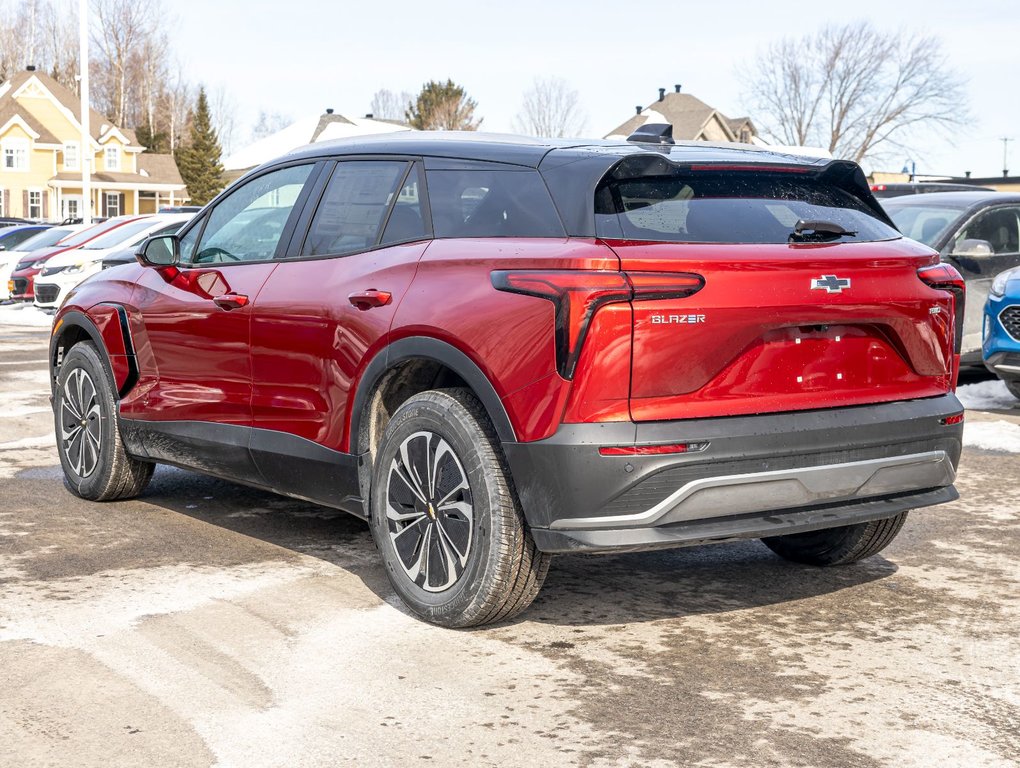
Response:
[951, 238, 994, 258]
[136, 234, 180, 268]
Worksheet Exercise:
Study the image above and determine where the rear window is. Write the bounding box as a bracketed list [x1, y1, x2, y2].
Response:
[595, 165, 899, 244]
[885, 203, 965, 247]
[426, 168, 564, 238]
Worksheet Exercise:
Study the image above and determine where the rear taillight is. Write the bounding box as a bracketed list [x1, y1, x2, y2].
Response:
[599, 441, 710, 457]
[918, 263, 966, 353]
[492, 270, 704, 379]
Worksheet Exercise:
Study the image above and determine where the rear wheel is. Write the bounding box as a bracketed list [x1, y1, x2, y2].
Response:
[761, 512, 908, 566]
[55, 342, 154, 501]
[1005, 379, 1020, 401]
[370, 388, 550, 627]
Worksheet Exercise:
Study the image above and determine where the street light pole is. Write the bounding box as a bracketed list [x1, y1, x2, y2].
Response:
[78, 0, 91, 225]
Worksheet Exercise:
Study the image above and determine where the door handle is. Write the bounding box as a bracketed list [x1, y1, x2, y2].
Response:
[348, 289, 392, 311]
[213, 292, 249, 310]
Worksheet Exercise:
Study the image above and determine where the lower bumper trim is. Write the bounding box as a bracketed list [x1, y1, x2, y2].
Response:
[532, 486, 958, 554]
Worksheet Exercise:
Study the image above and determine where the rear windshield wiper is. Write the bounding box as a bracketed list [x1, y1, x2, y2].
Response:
[789, 219, 858, 243]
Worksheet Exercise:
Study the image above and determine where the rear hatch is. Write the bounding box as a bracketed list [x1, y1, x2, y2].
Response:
[594, 158, 959, 421]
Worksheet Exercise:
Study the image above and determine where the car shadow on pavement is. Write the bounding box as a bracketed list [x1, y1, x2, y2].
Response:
[140, 466, 897, 627]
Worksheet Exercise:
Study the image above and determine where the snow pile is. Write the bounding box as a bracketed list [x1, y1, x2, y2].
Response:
[956, 379, 1017, 411]
[963, 420, 1020, 453]
[0, 304, 53, 328]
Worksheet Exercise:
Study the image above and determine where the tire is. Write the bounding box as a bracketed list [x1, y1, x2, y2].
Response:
[1006, 379, 1020, 401]
[54, 342, 154, 501]
[761, 512, 908, 566]
[370, 388, 550, 627]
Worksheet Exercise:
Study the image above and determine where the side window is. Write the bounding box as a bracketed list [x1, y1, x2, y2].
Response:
[190, 164, 313, 264]
[178, 217, 202, 263]
[956, 207, 1020, 255]
[380, 165, 428, 246]
[302, 161, 408, 257]
[425, 168, 565, 238]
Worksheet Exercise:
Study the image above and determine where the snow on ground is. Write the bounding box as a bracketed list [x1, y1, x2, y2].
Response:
[963, 420, 1020, 453]
[956, 379, 1017, 411]
[0, 304, 53, 328]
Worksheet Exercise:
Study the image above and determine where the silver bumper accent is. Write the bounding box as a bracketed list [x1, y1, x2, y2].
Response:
[993, 363, 1020, 374]
[551, 451, 956, 530]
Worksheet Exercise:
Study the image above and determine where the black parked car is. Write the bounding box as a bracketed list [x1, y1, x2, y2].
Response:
[884, 191, 1020, 365]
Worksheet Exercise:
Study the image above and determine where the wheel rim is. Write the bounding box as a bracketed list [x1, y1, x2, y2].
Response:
[386, 430, 474, 593]
[60, 368, 102, 478]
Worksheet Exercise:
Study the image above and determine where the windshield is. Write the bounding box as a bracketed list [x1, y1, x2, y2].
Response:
[595, 165, 899, 244]
[12, 227, 75, 251]
[884, 203, 966, 247]
[60, 218, 138, 247]
[81, 217, 159, 249]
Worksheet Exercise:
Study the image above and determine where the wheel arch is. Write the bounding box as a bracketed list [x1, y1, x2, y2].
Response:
[350, 336, 517, 458]
[50, 305, 137, 398]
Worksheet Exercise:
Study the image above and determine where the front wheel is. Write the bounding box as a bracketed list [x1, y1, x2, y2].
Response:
[370, 388, 550, 627]
[54, 342, 154, 501]
[761, 512, 908, 566]
[1005, 379, 1020, 401]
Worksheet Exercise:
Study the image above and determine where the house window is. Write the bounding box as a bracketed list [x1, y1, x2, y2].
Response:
[64, 142, 80, 171]
[104, 145, 120, 172]
[28, 190, 43, 219]
[105, 192, 121, 217]
[0, 189, 5, 216]
[3, 139, 28, 171]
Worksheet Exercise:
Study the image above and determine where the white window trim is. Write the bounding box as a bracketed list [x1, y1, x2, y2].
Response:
[0, 189, 5, 216]
[105, 192, 121, 217]
[27, 189, 43, 219]
[64, 141, 80, 171]
[2, 138, 29, 172]
[104, 145, 120, 172]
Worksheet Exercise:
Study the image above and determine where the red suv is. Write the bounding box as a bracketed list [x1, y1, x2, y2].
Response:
[50, 134, 965, 626]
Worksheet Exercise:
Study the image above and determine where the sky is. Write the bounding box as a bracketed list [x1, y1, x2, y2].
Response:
[164, 0, 1019, 177]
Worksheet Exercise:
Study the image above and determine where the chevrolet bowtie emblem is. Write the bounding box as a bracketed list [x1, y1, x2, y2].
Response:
[811, 275, 851, 293]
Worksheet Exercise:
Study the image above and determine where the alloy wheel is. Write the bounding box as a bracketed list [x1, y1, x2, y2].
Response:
[60, 368, 102, 477]
[385, 430, 474, 593]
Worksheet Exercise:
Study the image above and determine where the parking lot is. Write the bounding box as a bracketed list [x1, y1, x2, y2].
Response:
[1, 312, 1019, 768]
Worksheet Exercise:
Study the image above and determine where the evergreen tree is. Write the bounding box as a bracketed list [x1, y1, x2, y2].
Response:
[175, 87, 224, 205]
[406, 80, 481, 131]
[135, 120, 169, 154]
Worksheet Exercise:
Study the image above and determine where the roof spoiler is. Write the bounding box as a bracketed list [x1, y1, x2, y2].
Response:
[627, 123, 675, 145]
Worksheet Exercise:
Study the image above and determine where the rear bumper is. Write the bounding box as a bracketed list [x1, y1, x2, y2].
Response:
[503, 394, 963, 554]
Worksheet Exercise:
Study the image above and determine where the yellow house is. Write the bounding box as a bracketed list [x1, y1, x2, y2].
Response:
[0, 67, 187, 221]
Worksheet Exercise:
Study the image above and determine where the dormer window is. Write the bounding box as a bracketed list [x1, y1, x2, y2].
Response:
[2, 138, 28, 171]
[64, 142, 79, 170]
[104, 145, 120, 172]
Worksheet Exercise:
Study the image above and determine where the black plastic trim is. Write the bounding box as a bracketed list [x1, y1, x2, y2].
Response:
[50, 306, 137, 398]
[350, 336, 516, 446]
[531, 486, 959, 554]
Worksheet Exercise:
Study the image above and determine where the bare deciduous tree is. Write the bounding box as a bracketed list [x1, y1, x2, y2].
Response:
[91, 0, 158, 127]
[746, 22, 966, 163]
[207, 85, 238, 155]
[370, 89, 413, 122]
[513, 77, 587, 138]
[250, 109, 291, 141]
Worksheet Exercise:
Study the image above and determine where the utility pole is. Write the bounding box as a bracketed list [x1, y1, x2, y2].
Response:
[79, 0, 91, 225]
[1001, 137, 1013, 179]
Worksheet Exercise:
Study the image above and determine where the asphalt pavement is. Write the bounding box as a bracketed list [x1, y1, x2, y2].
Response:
[1, 322, 1018, 768]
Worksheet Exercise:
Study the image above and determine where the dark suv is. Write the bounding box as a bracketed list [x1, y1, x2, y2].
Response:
[51, 134, 965, 626]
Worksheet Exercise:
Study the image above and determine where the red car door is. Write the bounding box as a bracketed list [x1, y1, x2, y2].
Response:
[248, 160, 428, 509]
[123, 163, 319, 474]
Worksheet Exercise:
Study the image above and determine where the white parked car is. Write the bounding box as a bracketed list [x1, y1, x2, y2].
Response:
[33, 213, 194, 309]
[1, 225, 84, 301]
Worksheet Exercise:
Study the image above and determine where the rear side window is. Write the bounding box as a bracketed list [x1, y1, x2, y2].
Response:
[595, 164, 899, 244]
[426, 168, 564, 238]
[302, 161, 409, 256]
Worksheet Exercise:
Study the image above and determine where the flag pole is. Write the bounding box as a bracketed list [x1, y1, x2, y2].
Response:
[78, 0, 91, 225]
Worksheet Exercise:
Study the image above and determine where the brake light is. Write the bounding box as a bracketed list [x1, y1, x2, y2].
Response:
[492, 270, 704, 379]
[917, 263, 966, 353]
[871, 184, 887, 191]
[687, 164, 811, 174]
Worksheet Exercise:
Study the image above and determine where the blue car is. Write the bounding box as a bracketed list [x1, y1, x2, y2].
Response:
[984, 266, 1020, 399]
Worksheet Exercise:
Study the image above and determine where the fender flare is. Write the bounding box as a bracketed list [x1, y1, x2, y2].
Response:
[349, 336, 517, 448]
[50, 305, 137, 398]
